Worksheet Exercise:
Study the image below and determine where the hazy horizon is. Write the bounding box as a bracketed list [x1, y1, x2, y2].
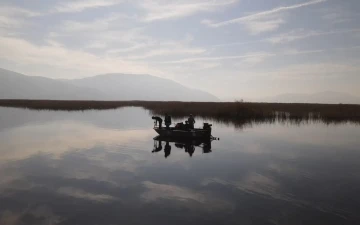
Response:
[0, 0, 359, 100]
[2, 67, 360, 103]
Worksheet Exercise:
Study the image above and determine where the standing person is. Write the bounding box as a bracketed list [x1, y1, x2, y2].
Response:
[165, 113, 172, 129]
[187, 114, 195, 129]
[152, 116, 163, 128]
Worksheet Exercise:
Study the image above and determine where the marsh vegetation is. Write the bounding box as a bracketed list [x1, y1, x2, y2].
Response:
[1, 100, 360, 125]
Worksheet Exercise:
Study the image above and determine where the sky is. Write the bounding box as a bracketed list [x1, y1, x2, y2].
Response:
[0, 0, 359, 100]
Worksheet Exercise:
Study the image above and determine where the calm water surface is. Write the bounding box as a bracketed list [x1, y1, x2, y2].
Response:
[0, 107, 360, 225]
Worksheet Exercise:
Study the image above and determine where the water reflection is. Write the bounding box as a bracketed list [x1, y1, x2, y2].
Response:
[1, 107, 360, 225]
[152, 136, 213, 158]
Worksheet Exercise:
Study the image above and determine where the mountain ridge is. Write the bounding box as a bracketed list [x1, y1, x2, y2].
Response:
[0, 68, 219, 101]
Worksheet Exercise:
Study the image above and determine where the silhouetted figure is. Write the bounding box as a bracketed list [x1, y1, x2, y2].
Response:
[164, 141, 171, 158]
[152, 116, 163, 128]
[184, 121, 190, 130]
[164, 114, 172, 129]
[152, 141, 163, 153]
[187, 114, 195, 129]
[175, 122, 185, 130]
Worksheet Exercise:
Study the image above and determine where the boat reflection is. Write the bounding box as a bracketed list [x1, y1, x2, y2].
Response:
[152, 136, 212, 158]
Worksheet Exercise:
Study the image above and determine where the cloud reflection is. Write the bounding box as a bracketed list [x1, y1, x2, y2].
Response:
[0, 108, 359, 224]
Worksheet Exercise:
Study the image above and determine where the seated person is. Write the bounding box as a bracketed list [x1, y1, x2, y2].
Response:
[175, 122, 185, 130]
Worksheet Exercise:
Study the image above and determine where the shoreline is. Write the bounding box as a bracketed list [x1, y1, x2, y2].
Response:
[1, 99, 359, 123]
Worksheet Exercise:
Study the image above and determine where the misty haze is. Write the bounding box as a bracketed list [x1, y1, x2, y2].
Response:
[0, 0, 360, 225]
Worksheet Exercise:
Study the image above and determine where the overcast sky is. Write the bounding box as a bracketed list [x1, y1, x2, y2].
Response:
[0, 0, 359, 99]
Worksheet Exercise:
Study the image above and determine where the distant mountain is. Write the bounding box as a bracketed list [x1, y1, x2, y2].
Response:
[67, 73, 218, 101]
[260, 91, 360, 104]
[0, 68, 218, 101]
[0, 68, 103, 100]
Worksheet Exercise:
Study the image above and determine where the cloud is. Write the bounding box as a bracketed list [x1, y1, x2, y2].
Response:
[213, 28, 360, 48]
[268, 28, 360, 44]
[60, 14, 131, 32]
[0, 207, 61, 225]
[0, 6, 40, 30]
[212, 40, 266, 48]
[234, 49, 324, 67]
[236, 53, 273, 66]
[55, 14, 154, 51]
[142, 181, 205, 203]
[0, 119, 154, 163]
[58, 23, 151, 51]
[203, 0, 326, 34]
[162, 52, 276, 64]
[202, 15, 286, 34]
[206, 0, 327, 27]
[201, 173, 291, 203]
[271, 62, 360, 78]
[125, 45, 206, 60]
[0, 36, 162, 78]
[0, 6, 40, 17]
[106, 43, 150, 54]
[243, 18, 285, 35]
[57, 187, 117, 202]
[0, 15, 21, 29]
[320, 6, 358, 24]
[282, 49, 324, 55]
[162, 48, 328, 66]
[53, 0, 124, 13]
[98, 31, 206, 60]
[8, 8, 208, 71]
[118, 35, 207, 60]
[140, 0, 238, 22]
[141, 181, 234, 211]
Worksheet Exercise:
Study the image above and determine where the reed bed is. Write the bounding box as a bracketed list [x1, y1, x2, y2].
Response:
[0, 99, 359, 123]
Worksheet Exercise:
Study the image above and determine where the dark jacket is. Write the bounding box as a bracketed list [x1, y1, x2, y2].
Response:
[188, 117, 195, 125]
[165, 115, 172, 125]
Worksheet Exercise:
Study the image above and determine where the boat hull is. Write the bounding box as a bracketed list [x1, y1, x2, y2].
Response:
[154, 128, 211, 138]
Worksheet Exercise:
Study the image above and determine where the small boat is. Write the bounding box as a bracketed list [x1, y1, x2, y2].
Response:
[152, 116, 212, 138]
[154, 127, 212, 138]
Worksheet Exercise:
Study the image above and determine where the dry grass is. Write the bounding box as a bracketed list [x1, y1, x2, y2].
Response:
[0, 99, 360, 123]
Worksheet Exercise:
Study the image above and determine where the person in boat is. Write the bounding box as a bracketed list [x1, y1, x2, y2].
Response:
[187, 114, 196, 129]
[164, 113, 172, 129]
[175, 122, 185, 130]
[184, 121, 190, 130]
[152, 116, 163, 128]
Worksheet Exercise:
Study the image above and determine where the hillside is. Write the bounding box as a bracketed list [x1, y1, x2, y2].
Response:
[67, 73, 218, 101]
[0, 68, 218, 101]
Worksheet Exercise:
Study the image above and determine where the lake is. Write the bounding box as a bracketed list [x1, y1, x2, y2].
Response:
[0, 107, 359, 225]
